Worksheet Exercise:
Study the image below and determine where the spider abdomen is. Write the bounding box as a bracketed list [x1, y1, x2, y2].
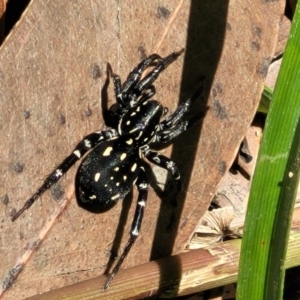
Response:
[75, 137, 141, 213]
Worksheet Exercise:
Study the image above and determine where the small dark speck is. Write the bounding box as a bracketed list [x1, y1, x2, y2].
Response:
[51, 183, 65, 201]
[218, 161, 227, 175]
[1, 194, 9, 205]
[58, 114, 66, 125]
[29, 239, 41, 249]
[251, 41, 260, 51]
[212, 88, 217, 98]
[226, 22, 232, 31]
[263, 0, 279, 4]
[92, 63, 102, 79]
[13, 162, 24, 173]
[235, 41, 240, 48]
[212, 83, 223, 98]
[23, 110, 30, 119]
[212, 99, 227, 120]
[138, 46, 147, 60]
[156, 6, 170, 19]
[252, 26, 262, 38]
[257, 58, 271, 79]
[85, 106, 92, 117]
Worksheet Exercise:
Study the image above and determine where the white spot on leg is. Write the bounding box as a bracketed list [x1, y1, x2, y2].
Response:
[131, 228, 139, 236]
[166, 161, 176, 171]
[138, 200, 146, 207]
[152, 156, 161, 164]
[103, 146, 113, 156]
[73, 150, 81, 158]
[94, 173, 101, 182]
[55, 169, 63, 178]
[84, 139, 91, 148]
[139, 183, 148, 189]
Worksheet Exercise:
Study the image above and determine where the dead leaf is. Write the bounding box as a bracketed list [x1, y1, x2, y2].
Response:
[0, 0, 284, 298]
[187, 206, 242, 249]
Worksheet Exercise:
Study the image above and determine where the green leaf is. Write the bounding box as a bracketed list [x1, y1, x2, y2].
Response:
[237, 3, 300, 300]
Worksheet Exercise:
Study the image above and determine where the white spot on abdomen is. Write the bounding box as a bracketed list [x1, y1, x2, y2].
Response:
[120, 153, 127, 160]
[103, 146, 113, 156]
[111, 193, 120, 200]
[94, 173, 101, 182]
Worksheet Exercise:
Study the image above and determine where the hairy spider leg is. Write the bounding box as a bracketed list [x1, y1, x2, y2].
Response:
[121, 54, 162, 99]
[137, 85, 156, 103]
[110, 53, 162, 109]
[155, 79, 207, 143]
[104, 166, 148, 290]
[143, 146, 183, 191]
[128, 49, 185, 104]
[159, 77, 205, 130]
[11, 129, 118, 222]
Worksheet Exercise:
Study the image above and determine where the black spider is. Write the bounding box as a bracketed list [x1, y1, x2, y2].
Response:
[12, 49, 206, 289]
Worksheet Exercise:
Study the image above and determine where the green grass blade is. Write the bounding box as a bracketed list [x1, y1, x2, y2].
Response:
[237, 3, 300, 299]
[258, 85, 272, 114]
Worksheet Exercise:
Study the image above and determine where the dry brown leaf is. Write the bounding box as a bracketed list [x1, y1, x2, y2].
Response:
[187, 206, 242, 249]
[0, 0, 284, 299]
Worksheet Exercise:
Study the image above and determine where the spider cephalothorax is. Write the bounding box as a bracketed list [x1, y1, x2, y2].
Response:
[12, 49, 205, 289]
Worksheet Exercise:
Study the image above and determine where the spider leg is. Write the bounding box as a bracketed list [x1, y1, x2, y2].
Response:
[109, 53, 162, 111]
[109, 54, 161, 113]
[137, 85, 156, 103]
[128, 49, 185, 104]
[159, 78, 205, 130]
[122, 54, 162, 96]
[143, 147, 182, 191]
[111, 73, 123, 106]
[104, 166, 148, 290]
[155, 110, 207, 143]
[11, 129, 118, 222]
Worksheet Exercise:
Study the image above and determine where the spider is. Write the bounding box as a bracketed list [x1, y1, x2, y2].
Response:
[11, 49, 206, 289]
